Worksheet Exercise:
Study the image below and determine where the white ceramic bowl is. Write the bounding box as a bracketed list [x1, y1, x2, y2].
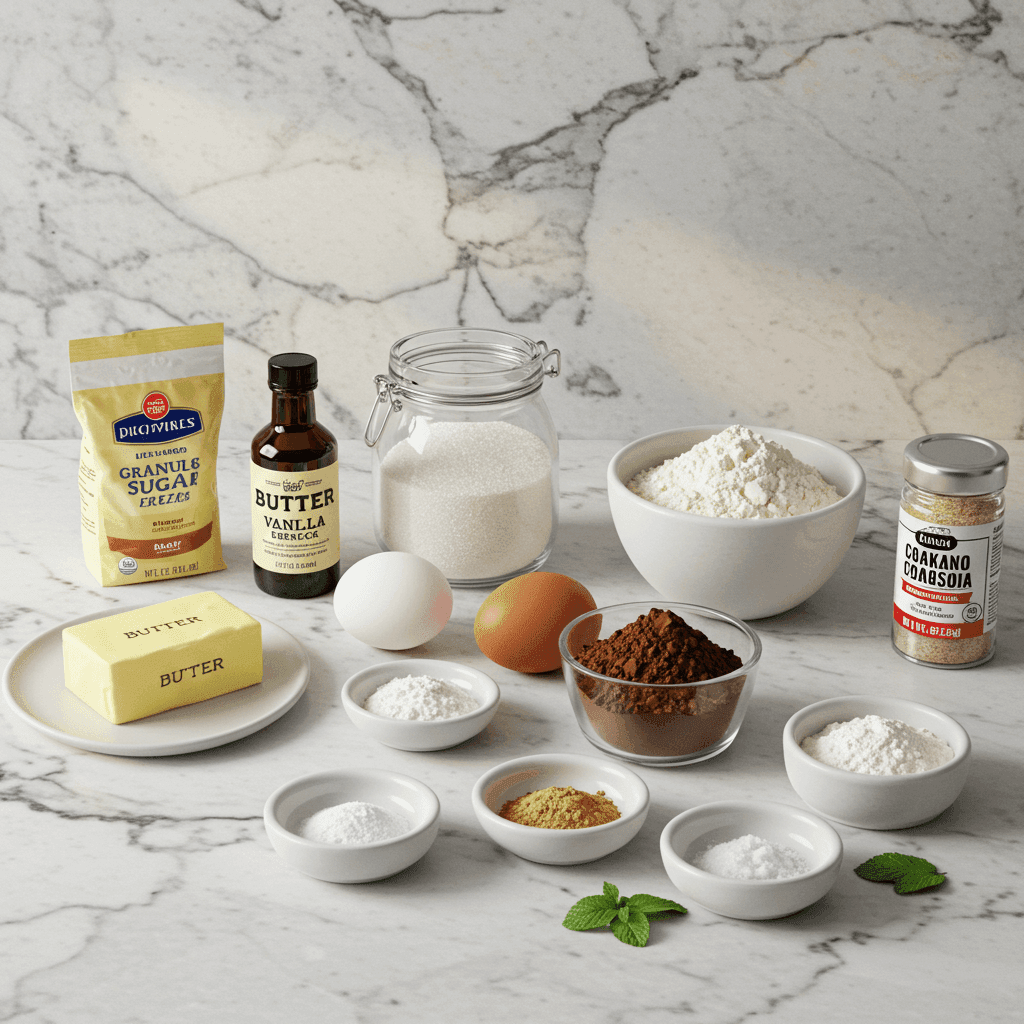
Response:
[560, 602, 761, 767]
[264, 769, 440, 883]
[660, 800, 843, 920]
[472, 753, 649, 865]
[342, 659, 500, 751]
[783, 695, 971, 830]
[607, 425, 866, 619]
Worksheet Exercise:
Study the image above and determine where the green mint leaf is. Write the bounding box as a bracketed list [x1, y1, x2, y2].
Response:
[855, 853, 945, 894]
[855, 853, 938, 882]
[562, 894, 618, 931]
[563, 907, 617, 931]
[562, 885, 686, 946]
[854, 853, 910, 881]
[894, 872, 946, 895]
[610, 912, 650, 947]
[625, 894, 688, 917]
[570, 893, 617, 912]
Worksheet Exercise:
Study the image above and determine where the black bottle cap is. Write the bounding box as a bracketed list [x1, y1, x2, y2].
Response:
[268, 352, 318, 391]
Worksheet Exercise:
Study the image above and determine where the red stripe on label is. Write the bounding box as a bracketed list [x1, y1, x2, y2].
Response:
[893, 605, 985, 640]
[107, 521, 213, 559]
[901, 580, 973, 604]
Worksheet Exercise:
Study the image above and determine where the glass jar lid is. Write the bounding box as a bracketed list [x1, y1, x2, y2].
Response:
[387, 328, 559, 404]
[903, 434, 1009, 495]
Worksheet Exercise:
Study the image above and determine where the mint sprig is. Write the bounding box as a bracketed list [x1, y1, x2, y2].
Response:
[563, 882, 687, 946]
[854, 853, 946, 894]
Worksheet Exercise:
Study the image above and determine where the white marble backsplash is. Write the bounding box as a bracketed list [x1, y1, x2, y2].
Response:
[1, 0, 1022, 443]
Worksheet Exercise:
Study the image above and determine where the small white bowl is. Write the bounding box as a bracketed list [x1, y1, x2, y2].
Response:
[660, 800, 843, 920]
[342, 659, 500, 751]
[783, 695, 971, 830]
[607, 425, 866, 619]
[264, 769, 440, 883]
[472, 753, 649, 865]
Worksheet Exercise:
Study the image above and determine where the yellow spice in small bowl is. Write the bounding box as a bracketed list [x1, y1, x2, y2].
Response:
[498, 785, 620, 829]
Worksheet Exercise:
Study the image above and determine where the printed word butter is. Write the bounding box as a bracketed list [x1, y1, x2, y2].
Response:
[62, 592, 262, 724]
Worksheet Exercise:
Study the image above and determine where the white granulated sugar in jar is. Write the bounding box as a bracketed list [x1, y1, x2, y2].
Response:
[378, 420, 552, 580]
[800, 715, 954, 775]
[693, 834, 809, 880]
[627, 424, 841, 519]
[363, 674, 480, 721]
[299, 801, 410, 844]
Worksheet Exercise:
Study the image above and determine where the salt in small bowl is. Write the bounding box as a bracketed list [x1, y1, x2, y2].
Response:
[264, 768, 440, 883]
[660, 800, 843, 920]
[342, 658, 500, 751]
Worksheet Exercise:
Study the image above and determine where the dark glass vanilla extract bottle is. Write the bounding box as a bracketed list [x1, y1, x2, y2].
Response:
[251, 353, 340, 598]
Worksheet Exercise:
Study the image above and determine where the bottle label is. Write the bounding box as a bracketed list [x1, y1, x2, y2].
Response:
[251, 462, 340, 574]
[892, 508, 1001, 641]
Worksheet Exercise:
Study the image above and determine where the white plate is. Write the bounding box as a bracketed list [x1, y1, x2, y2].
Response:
[2, 608, 309, 757]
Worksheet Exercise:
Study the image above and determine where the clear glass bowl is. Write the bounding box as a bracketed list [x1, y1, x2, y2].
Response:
[559, 602, 762, 767]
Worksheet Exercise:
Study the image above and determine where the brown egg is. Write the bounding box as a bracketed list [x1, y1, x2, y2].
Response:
[474, 572, 598, 674]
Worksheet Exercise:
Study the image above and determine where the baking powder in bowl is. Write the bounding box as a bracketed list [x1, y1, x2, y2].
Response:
[299, 801, 410, 844]
[363, 675, 479, 721]
[800, 714, 954, 775]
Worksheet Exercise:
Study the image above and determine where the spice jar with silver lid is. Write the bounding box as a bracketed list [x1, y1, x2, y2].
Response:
[364, 328, 560, 587]
[892, 434, 1009, 669]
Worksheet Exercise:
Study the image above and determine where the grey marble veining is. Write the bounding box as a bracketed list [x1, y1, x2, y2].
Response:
[1, 439, 1021, 1023]
[1, 1, 1022, 446]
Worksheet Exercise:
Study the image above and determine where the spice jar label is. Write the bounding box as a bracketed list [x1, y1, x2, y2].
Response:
[893, 509, 1002, 642]
[251, 463, 340, 575]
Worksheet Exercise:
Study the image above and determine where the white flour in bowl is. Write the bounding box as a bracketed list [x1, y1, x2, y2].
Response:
[628, 424, 840, 519]
[800, 714, 955, 775]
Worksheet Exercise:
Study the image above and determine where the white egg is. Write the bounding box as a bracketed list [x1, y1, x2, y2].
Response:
[333, 552, 453, 650]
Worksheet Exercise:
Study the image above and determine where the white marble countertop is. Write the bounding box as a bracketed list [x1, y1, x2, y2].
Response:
[2, 439, 1022, 1023]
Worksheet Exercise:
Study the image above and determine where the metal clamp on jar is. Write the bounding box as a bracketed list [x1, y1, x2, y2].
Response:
[364, 328, 561, 587]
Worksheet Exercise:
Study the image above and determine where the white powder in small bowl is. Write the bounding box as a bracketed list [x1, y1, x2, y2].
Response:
[363, 674, 480, 721]
[693, 834, 809, 880]
[800, 714, 954, 775]
[299, 801, 410, 845]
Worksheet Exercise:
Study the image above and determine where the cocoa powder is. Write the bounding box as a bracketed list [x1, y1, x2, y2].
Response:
[575, 608, 742, 685]
[572, 608, 747, 758]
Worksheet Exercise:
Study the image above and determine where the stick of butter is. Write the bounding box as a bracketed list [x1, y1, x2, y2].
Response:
[62, 592, 263, 724]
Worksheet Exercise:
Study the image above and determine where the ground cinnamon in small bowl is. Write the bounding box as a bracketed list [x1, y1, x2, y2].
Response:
[498, 785, 620, 829]
[566, 607, 753, 761]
